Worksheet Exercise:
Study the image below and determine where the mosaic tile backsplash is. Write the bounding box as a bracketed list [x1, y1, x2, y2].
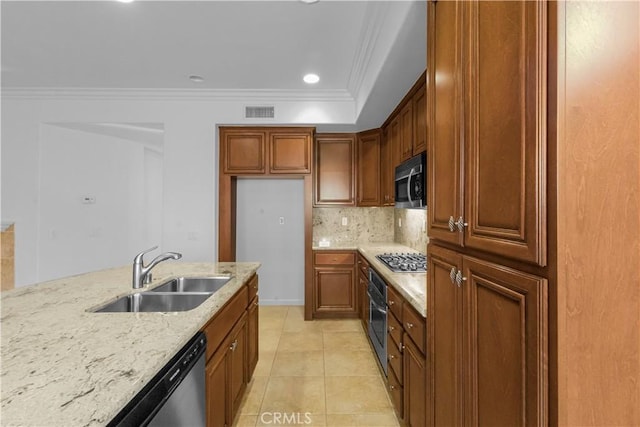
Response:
[312, 207, 428, 253]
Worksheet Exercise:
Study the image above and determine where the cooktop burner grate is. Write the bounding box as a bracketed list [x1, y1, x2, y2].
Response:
[376, 253, 427, 273]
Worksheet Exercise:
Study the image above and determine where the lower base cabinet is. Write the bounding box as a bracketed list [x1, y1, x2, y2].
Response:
[385, 281, 427, 427]
[203, 274, 259, 427]
[312, 251, 358, 318]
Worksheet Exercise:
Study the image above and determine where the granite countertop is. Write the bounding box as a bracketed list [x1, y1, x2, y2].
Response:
[313, 242, 427, 317]
[0, 262, 260, 427]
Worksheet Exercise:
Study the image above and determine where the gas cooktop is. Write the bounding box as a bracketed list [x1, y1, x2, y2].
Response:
[376, 253, 427, 273]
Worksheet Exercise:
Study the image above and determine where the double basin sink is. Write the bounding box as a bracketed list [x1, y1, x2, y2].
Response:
[93, 276, 232, 313]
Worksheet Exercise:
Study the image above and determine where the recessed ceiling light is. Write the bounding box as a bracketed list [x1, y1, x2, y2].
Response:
[303, 73, 320, 84]
[189, 75, 205, 83]
[299, 0, 319, 4]
[117, 0, 135, 3]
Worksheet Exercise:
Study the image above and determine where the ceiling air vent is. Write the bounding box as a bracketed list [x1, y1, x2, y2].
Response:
[245, 106, 275, 119]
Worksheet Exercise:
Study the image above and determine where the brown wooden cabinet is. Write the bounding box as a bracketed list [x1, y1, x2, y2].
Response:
[385, 282, 427, 427]
[247, 275, 259, 380]
[313, 133, 356, 206]
[356, 129, 381, 207]
[412, 81, 427, 156]
[312, 250, 357, 318]
[202, 275, 259, 427]
[380, 122, 398, 206]
[399, 102, 414, 162]
[220, 127, 313, 176]
[357, 253, 370, 330]
[427, 244, 547, 426]
[427, 0, 546, 266]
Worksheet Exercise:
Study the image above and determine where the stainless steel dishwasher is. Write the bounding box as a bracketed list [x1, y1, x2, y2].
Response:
[108, 332, 207, 427]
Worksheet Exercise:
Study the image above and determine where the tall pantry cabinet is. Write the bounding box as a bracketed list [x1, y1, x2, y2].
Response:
[427, 1, 640, 426]
[427, 1, 548, 425]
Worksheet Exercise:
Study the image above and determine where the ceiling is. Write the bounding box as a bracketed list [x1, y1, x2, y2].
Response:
[1, 0, 426, 130]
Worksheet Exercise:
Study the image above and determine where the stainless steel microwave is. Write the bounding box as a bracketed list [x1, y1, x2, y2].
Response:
[395, 152, 426, 209]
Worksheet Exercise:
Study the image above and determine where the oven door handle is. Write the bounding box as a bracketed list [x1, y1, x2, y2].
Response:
[367, 292, 387, 314]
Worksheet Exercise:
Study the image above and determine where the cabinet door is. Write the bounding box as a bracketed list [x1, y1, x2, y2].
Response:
[220, 128, 267, 174]
[356, 129, 381, 206]
[427, 243, 463, 427]
[229, 313, 248, 421]
[399, 102, 414, 162]
[463, 255, 548, 426]
[412, 80, 427, 155]
[206, 347, 228, 427]
[464, 1, 547, 265]
[426, 0, 465, 246]
[247, 296, 259, 380]
[404, 333, 427, 427]
[269, 131, 312, 174]
[313, 267, 356, 315]
[380, 128, 393, 206]
[314, 134, 356, 206]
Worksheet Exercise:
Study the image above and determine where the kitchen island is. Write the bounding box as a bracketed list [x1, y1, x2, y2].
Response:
[0, 262, 260, 426]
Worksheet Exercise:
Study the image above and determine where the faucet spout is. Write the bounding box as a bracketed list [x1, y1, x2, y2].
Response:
[132, 247, 182, 289]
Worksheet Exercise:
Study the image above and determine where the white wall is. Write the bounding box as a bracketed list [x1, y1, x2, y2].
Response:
[235, 179, 305, 305]
[35, 124, 162, 280]
[1, 95, 355, 286]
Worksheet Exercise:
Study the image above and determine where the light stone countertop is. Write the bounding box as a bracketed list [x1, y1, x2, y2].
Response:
[313, 242, 426, 317]
[0, 262, 260, 427]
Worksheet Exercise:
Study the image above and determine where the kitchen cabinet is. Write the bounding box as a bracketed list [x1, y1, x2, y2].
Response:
[356, 129, 381, 206]
[247, 275, 259, 379]
[386, 283, 427, 427]
[357, 253, 370, 330]
[399, 102, 414, 163]
[313, 133, 356, 206]
[412, 80, 427, 156]
[220, 127, 313, 175]
[380, 122, 398, 206]
[427, 244, 547, 426]
[312, 251, 357, 318]
[202, 275, 258, 427]
[427, 0, 546, 266]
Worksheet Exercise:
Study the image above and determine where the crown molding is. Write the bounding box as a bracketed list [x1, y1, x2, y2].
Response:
[1, 87, 355, 102]
[346, 2, 388, 99]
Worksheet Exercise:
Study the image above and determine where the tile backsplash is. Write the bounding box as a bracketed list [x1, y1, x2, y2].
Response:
[313, 207, 394, 245]
[312, 207, 428, 253]
[394, 208, 429, 253]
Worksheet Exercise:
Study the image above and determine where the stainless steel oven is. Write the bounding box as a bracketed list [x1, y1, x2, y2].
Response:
[367, 268, 387, 375]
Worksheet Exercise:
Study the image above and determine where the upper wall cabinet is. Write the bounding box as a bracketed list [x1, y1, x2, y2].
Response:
[427, 0, 546, 266]
[314, 134, 357, 206]
[357, 129, 381, 207]
[220, 127, 313, 175]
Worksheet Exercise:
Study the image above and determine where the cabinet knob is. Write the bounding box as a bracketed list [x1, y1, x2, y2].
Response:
[390, 385, 396, 391]
[448, 216, 456, 232]
[389, 300, 395, 306]
[455, 216, 468, 232]
[230, 339, 238, 351]
[389, 354, 396, 360]
[450, 267, 457, 284]
[388, 325, 395, 332]
[406, 322, 414, 329]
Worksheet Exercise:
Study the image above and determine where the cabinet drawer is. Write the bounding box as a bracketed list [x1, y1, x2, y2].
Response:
[202, 285, 248, 362]
[314, 252, 355, 265]
[247, 274, 258, 303]
[387, 332, 403, 385]
[357, 254, 370, 276]
[386, 285, 404, 321]
[388, 365, 404, 419]
[402, 302, 426, 355]
[387, 310, 403, 347]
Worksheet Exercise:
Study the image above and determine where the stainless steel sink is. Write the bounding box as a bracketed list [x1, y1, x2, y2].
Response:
[149, 276, 232, 293]
[92, 292, 212, 313]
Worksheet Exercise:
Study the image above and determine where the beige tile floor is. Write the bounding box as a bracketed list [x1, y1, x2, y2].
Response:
[233, 306, 401, 427]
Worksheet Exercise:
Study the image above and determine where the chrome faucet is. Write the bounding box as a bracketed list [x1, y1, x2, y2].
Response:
[132, 246, 182, 289]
